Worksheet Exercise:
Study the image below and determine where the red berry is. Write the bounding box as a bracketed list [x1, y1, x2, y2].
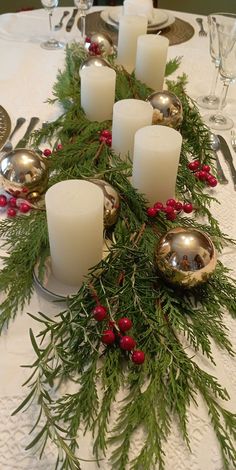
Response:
[101, 329, 116, 345]
[207, 176, 218, 187]
[7, 207, 17, 217]
[154, 201, 163, 210]
[175, 201, 183, 211]
[92, 304, 107, 322]
[19, 202, 30, 213]
[101, 130, 111, 138]
[106, 137, 112, 147]
[99, 135, 107, 143]
[0, 195, 7, 207]
[8, 197, 17, 208]
[166, 210, 177, 221]
[85, 36, 91, 43]
[22, 187, 28, 193]
[118, 317, 133, 332]
[166, 198, 176, 207]
[43, 148, 51, 157]
[188, 161, 197, 171]
[194, 171, 201, 179]
[193, 160, 200, 169]
[163, 205, 173, 214]
[202, 164, 211, 173]
[147, 207, 157, 218]
[198, 170, 207, 181]
[119, 335, 136, 351]
[183, 203, 193, 213]
[131, 350, 145, 364]
[57, 144, 63, 151]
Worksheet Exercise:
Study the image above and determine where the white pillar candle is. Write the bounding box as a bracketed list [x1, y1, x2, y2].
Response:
[45, 180, 104, 287]
[135, 35, 169, 91]
[132, 125, 182, 205]
[80, 66, 116, 122]
[112, 99, 153, 160]
[123, 0, 153, 22]
[116, 15, 148, 73]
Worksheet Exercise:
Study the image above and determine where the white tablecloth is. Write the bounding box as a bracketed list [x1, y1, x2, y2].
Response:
[0, 7, 235, 470]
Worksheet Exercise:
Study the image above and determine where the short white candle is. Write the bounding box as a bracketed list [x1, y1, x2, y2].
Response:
[116, 15, 148, 73]
[80, 66, 116, 122]
[135, 35, 169, 91]
[132, 125, 182, 205]
[123, 0, 153, 22]
[45, 180, 104, 286]
[111, 99, 153, 160]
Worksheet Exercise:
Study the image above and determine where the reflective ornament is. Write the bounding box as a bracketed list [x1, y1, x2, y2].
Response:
[154, 227, 217, 288]
[80, 55, 111, 71]
[89, 179, 120, 228]
[86, 32, 114, 56]
[146, 91, 183, 129]
[0, 148, 48, 201]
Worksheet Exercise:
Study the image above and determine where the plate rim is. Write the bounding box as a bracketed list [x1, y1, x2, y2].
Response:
[100, 8, 175, 32]
[109, 7, 169, 27]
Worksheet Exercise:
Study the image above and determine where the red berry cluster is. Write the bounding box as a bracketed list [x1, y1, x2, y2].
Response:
[0, 194, 31, 218]
[147, 198, 193, 222]
[43, 144, 63, 158]
[187, 160, 217, 187]
[88, 42, 102, 56]
[99, 129, 112, 147]
[92, 304, 145, 364]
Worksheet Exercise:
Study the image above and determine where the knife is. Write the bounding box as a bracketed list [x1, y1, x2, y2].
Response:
[217, 134, 236, 190]
[66, 8, 78, 32]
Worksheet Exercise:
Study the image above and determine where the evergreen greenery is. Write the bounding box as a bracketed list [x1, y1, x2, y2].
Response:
[3, 43, 236, 469]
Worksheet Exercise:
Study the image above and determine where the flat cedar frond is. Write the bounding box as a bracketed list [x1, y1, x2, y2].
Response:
[3, 42, 235, 470]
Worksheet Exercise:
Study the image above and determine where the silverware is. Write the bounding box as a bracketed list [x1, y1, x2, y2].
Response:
[231, 129, 236, 152]
[54, 10, 70, 30]
[196, 18, 207, 37]
[209, 132, 228, 184]
[217, 134, 236, 190]
[15, 117, 40, 149]
[66, 8, 78, 32]
[1, 117, 26, 152]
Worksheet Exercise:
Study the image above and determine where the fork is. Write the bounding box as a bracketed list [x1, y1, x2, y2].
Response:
[231, 130, 236, 152]
[54, 10, 70, 31]
[1, 117, 26, 152]
[196, 18, 207, 37]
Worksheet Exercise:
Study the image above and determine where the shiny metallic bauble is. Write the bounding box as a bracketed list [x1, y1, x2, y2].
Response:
[85, 32, 114, 56]
[80, 55, 111, 72]
[0, 148, 48, 201]
[89, 178, 120, 228]
[154, 227, 217, 288]
[146, 91, 183, 129]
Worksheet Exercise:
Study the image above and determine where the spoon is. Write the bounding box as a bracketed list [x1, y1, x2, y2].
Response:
[209, 132, 228, 184]
[54, 10, 70, 30]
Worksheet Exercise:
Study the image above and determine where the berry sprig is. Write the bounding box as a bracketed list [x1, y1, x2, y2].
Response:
[188, 160, 218, 187]
[92, 304, 145, 364]
[85, 37, 102, 56]
[147, 198, 193, 222]
[43, 143, 63, 157]
[99, 129, 112, 147]
[0, 194, 31, 218]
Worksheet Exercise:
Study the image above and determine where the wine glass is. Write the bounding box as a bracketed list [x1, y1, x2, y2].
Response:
[204, 24, 236, 131]
[41, 0, 64, 50]
[74, 0, 94, 43]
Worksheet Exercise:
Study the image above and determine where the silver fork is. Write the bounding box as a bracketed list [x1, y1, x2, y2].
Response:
[196, 18, 207, 37]
[1, 117, 26, 152]
[231, 130, 236, 152]
[54, 10, 70, 30]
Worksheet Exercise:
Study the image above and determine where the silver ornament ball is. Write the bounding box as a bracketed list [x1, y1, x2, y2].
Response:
[80, 55, 111, 72]
[89, 178, 120, 228]
[89, 32, 114, 56]
[147, 90, 183, 129]
[0, 148, 49, 201]
[154, 227, 217, 288]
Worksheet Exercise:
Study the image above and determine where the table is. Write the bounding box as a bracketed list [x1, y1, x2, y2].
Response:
[0, 7, 235, 470]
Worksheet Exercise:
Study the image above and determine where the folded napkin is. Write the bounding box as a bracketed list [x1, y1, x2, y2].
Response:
[123, 0, 154, 22]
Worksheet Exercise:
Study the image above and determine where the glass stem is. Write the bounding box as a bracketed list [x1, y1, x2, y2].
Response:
[80, 14, 86, 41]
[209, 63, 219, 97]
[49, 10, 53, 37]
[218, 80, 230, 114]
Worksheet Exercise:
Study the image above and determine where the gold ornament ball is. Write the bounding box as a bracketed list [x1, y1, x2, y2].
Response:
[154, 227, 217, 288]
[0, 148, 49, 201]
[146, 91, 183, 129]
[89, 32, 114, 56]
[80, 55, 111, 71]
[89, 179, 120, 228]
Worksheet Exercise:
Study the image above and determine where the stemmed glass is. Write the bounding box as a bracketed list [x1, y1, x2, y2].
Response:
[74, 0, 94, 43]
[204, 24, 236, 130]
[41, 0, 64, 50]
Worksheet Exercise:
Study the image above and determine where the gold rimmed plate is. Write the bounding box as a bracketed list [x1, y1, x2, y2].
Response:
[0, 105, 11, 150]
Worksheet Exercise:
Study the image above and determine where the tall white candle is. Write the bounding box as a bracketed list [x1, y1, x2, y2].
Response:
[132, 125, 182, 205]
[45, 180, 104, 286]
[135, 35, 169, 91]
[112, 99, 153, 160]
[116, 15, 148, 73]
[80, 66, 116, 122]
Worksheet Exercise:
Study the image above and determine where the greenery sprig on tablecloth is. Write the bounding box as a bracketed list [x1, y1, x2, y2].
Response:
[2, 43, 236, 469]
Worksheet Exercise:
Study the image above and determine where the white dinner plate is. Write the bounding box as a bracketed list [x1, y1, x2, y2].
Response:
[109, 7, 168, 27]
[100, 8, 175, 32]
